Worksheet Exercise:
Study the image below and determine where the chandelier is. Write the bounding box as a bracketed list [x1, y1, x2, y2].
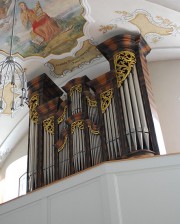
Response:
[0, 0, 28, 116]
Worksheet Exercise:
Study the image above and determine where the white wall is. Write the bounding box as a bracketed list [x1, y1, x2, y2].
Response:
[0, 133, 28, 179]
[0, 154, 180, 224]
[0, 134, 28, 203]
[148, 60, 180, 154]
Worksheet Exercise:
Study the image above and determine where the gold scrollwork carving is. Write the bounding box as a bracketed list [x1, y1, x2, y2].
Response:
[100, 89, 113, 113]
[70, 84, 82, 96]
[58, 135, 68, 152]
[43, 116, 54, 135]
[71, 120, 84, 134]
[29, 94, 39, 124]
[57, 106, 67, 124]
[88, 125, 100, 135]
[86, 96, 97, 107]
[114, 51, 136, 87]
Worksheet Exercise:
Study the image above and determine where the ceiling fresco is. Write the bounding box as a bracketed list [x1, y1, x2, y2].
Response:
[0, 0, 91, 115]
[87, 0, 180, 46]
[0, 0, 180, 115]
[47, 0, 180, 77]
[46, 40, 102, 77]
[0, 0, 86, 58]
[114, 10, 180, 43]
[0, 0, 180, 79]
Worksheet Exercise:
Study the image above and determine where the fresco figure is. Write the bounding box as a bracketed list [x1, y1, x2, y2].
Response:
[0, 7, 7, 20]
[19, 1, 61, 44]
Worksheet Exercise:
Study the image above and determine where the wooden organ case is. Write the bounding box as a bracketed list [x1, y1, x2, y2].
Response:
[28, 74, 63, 190]
[27, 34, 159, 192]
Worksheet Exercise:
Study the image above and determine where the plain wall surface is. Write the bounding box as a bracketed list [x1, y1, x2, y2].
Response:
[0, 154, 180, 224]
[0, 133, 28, 180]
[148, 59, 180, 154]
[0, 134, 28, 203]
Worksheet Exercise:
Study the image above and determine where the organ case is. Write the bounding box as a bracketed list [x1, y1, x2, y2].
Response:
[27, 34, 159, 192]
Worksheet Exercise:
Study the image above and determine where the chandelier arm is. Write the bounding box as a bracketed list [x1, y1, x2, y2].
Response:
[14, 67, 21, 84]
[14, 65, 23, 83]
[0, 61, 7, 75]
[11, 60, 16, 85]
[0, 61, 7, 85]
[12, 84, 15, 109]
[14, 61, 24, 73]
[0, 63, 10, 101]
[15, 63, 27, 91]
[14, 66, 27, 98]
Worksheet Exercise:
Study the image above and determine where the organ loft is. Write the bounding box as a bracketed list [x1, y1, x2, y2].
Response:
[27, 34, 159, 191]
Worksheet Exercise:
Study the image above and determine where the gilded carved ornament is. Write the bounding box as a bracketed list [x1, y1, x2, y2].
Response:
[29, 94, 39, 124]
[100, 89, 113, 113]
[88, 124, 100, 135]
[58, 135, 68, 152]
[86, 96, 97, 107]
[114, 51, 136, 87]
[70, 84, 82, 96]
[57, 106, 67, 124]
[43, 116, 54, 135]
[71, 120, 84, 134]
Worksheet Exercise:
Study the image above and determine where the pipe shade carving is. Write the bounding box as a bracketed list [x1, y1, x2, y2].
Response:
[114, 51, 136, 87]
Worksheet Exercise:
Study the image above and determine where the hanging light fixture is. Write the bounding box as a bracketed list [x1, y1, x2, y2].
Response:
[0, 0, 28, 116]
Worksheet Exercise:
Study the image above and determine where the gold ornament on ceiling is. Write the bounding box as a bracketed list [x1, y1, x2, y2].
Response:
[99, 24, 117, 33]
[113, 9, 180, 43]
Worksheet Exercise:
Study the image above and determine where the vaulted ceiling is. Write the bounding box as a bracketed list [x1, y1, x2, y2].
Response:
[0, 0, 180, 167]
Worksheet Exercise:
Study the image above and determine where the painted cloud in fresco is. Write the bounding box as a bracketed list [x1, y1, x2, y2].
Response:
[0, 0, 86, 58]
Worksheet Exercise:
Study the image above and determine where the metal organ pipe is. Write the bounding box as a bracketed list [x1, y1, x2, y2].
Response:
[29, 120, 34, 190]
[86, 92, 102, 166]
[120, 86, 132, 150]
[119, 68, 150, 151]
[109, 97, 120, 157]
[128, 72, 143, 149]
[43, 129, 47, 184]
[133, 67, 149, 149]
[28, 120, 38, 190]
[106, 102, 115, 159]
[123, 79, 137, 150]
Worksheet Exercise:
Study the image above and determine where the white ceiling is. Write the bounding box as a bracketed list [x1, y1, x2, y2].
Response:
[0, 0, 180, 168]
[146, 0, 180, 12]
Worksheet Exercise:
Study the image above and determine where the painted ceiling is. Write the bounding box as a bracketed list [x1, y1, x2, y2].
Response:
[0, 0, 180, 79]
[0, 0, 180, 167]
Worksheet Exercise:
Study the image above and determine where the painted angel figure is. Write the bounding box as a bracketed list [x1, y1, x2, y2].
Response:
[19, 1, 61, 45]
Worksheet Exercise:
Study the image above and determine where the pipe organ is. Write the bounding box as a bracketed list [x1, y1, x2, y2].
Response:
[27, 34, 159, 192]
